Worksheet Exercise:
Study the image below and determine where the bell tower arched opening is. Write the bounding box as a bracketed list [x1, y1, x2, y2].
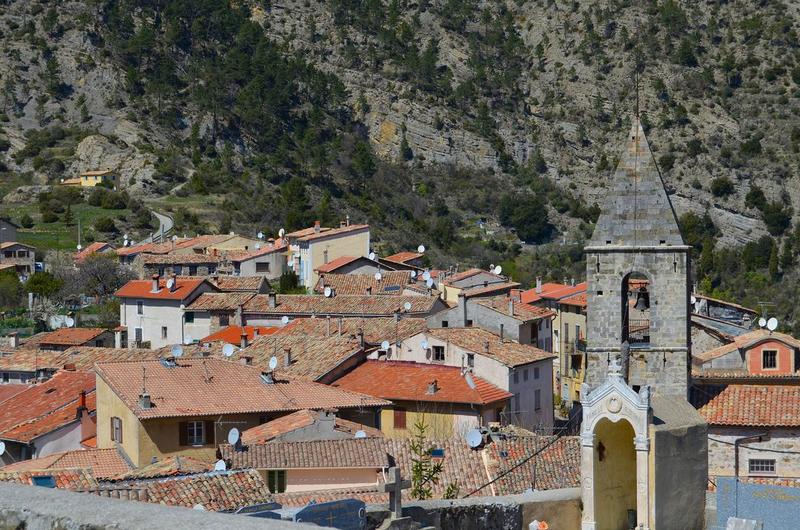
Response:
[621, 272, 650, 347]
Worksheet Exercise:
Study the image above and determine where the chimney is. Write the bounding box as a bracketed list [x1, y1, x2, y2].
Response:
[240, 328, 248, 349]
[499, 323, 504, 343]
[509, 298, 514, 316]
[268, 292, 277, 309]
[338, 317, 343, 336]
[284, 347, 292, 367]
[63, 363, 76, 371]
[426, 380, 438, 395]
[319, 409, 336, 432]
[484, 341, 490, 354]
[139, 392, 152, 409]
[357, 328, 364, 347]
[314, 220, 321, 233]
[169, 273, 177, 292]
[323, 249, 329, 263]
[253, 328, 259, 338]
[240, 355, 253, 366]
[366, 286, 372, 295]
[77, 390, 95, 442]
[326, 316, 331, 337]
[151, 274, 160, 293]
[76, 390, 87, 416]
[346, 215, 350, 227]
[535, 277, 542, 294]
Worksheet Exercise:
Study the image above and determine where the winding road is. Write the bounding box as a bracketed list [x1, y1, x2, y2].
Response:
[141, 210, 174, 244]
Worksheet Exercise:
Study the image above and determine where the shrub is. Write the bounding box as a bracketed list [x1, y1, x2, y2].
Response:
[710, 177, 735, 197]
[18, 214, 34, 228]
[41, 211, 58, 223]
[94, 217, 116, 233]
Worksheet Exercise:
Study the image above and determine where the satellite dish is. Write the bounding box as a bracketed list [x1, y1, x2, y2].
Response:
[48, 315, 65, 329]
[166, 278, 175, 289]
[227, 428, 240, 445]
[0, 441, 5, 456]
[269, 356, 278, 370]
[403, 301, 412, 311]
[422, 271, 431, 281]
[421, 340, 429, 350]
[255, 243, 261, 250]
[124, 233, 129, 240]
[222, 343, 235, 357]
[374, 272, 382, 281]
[214, 459, 227, 471]
[281, 316, 290, 325]
[324, 286, 332, 298]
[65, 317, 75, 328]
[183, 334, 193, 345]
[425, 278, 434, 288]
[76, 244, 82, 251]
[354, 430, 367, 439]
[493, 265, 502, 275]
[758, 317, 767, 328]
[369, 252, 376, 260]
[124, 240, 130, 246]
[767, 317, 779, 331]
[172, 235, 178, 241]
[193, 504, 206, 511]
[690, 295, 697, 304]
[257, 231, 264, 240]
[171, 345, 183, 357]
[278, 228, 285, 238]
[417, 245, 425, 253]
[410, 271, 417, 279]
[464, 372, 476, 389]
[381, 340, 390, 350]
[465, 429, 483, 449]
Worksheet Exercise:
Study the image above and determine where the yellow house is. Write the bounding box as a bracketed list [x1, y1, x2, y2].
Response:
[94, 358, 388, 467]
[62, 170, 118, 187]
[285, 220, 370, 288]
[332, 360, 512, 439]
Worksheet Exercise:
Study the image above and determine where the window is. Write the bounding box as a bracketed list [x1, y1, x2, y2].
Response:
[161, 326, 168, 339]
[534, 367, 540, 379]
[394, 408, 407, 429]
[467, 353, 474, 368]
[441, 320, 449, 328]
[188, 266, 197, 276]
[523, 368, 529, 381]
[2, 373, 8, 383]
[185, 312, 194, 324]
[432, 346, 445, 362]
[187, 421, 205, 446]
[513, 371, 519, 384]
[534, 389, 542, 410]
[466, 319, 473, 327]
[219, 314, 230, 327]
[136, 301, 143, 315]
[762, 350, 778, 370]
[134, 328, 143, 344]
[32, 476, 56, 488]
[111, 417, 123, 443]
[95, 340, 103, 347]
[267, 470, 287, 493]
[749, 459, 776, 475]
[256, 262, 270, 273]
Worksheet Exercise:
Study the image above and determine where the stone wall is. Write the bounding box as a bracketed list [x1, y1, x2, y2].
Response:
[367, 488, 581, 530]
[708, 426, 800, 479]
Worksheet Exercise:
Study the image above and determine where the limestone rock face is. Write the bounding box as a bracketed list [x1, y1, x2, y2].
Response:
[68, 135, 156, 194]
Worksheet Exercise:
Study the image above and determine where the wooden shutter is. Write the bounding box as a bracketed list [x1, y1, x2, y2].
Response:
[204, 421, 215, 445]
[110, 417, 115, 442]
[117, 418, 122, 444]
[393, 408, 406, 430]
[178, 422, 188, 446]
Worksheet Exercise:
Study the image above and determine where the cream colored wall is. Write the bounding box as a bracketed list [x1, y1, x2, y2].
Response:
[593, 417, 637, 530]
[285, 468, 380, 492]
[96, 377, 142, 466]
[207, 236, 260, 252]
[553, 305, 586, 403]
[441, 285, 462, 305]
[380, 402, 482, 439]
[303, 230, 370, 287]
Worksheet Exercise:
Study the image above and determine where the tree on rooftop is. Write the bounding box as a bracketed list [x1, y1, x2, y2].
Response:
[409, 417, 444, 500]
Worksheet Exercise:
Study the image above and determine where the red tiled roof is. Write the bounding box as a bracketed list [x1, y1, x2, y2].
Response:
[243, 294, 438, 316]
[316, 271, 414, 296]
[1, 392, 96, 443]
[0, 371, 95, 442]
[222, 438, 388, 469]
[227, 239, 287, 261]
[698, 385, 800, 426]
[186, 292, 255, 311]
[38, 327, 108, 347]
[0, 469, 97, 490]
[288, 224, 369, 243]
[75, 242, 114, 262]
[444, 268, 486, 283]
[273, 486, 388, 507]
[200, 325, 279, 346]
[272, 317, 428, 346]
[113, 456, 212, 481]
[560, 292, 587, 308]
[383, 252, 423, 264]
[81, 436, 97, 448]
[95, 358, 390, 419]
[694, 329, 800, 363]
[475, 296, 555, 322]
[520, 282, 587, 304]
[426, 327, 555, 367]
[0, 346, 159, 372]
[241, 409, 383, 445]
[0, 448, 131, 479]
[315, 255, 360, 273]
[141, 253, 221, 265]
[210, 276, 268, 293]
[333, 361, 512, 405]
[115, 278, 209, 301]
[0, 384, 29, 402]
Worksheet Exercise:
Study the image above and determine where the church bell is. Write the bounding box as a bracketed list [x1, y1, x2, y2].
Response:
[633, 286, 650, 311]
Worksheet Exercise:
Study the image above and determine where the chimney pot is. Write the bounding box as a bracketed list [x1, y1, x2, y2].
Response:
[357, 328, 364, 347]
[240, 328, 248, 349]
[268, 292, 277, 309]
[314, 221, 321, 233]
[284, 347, 292, 366]
[152, 274, 160, 293]
[366, 286, 372, 295]
[535, 277, 542, 294]
[170, 273, 177, 292]
[499, 323, 504, 343]
[139, 392, 152, 409]
[240, 356, 253, 365]
[509, 298, 514, 316]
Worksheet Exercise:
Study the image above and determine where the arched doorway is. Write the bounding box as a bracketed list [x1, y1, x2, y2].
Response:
[593, 417, 637, 530]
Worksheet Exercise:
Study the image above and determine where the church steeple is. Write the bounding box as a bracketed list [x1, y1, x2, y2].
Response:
[589, 117, 684, 248]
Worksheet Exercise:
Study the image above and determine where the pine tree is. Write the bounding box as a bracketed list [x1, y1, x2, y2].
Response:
[769, 241, 780, 281]
[62, 204, 74, 226]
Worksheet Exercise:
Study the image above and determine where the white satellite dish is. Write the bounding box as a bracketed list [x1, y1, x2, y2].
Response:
[465, 429, 483, 449]
[166, 278, 175, 289]
[171, 345, 183, 357]
[227, 428, 240, 445]
[410, 271, 417, 279]
[183, 334, 193, 345]
[278, 228, 285, 238]
[417, 245, 425, 253]
[0, 441, 5, 456]
[381, 340, 390, 350]
[76, 244, 82, 251]
[65, 317, 75, 328]
[257, 231, 264, 240]
[354, 430, 367, 439]
[124, 233, 129, 240]
[172, 235, 178, 241]
[214, 459, 227, 471]
[193, 504, 206, 511]
[324, 286, 332, 298]
[269, 356, 278, 370]
[255, 243, 261, 250]
[690, 295, 697, 304]
[369, 252, 376, 260]
[48, 315, 65, 329]
[425, 278, 434, 288]
[493, 265, 502, 275]
[464, 372, 476, 390]
[281, 316, 290, 325]
[767, 317, 779, 331]
[374, 272, 382, 281]
[758, 317, 767, 328]
[124, 240, 130, 246]
[222, 343, 235, 357]
[421, 340, 429, 350]
[288, 260, 295, 269]
[422, 271, 431, 281]
[403, 301, 412, 311]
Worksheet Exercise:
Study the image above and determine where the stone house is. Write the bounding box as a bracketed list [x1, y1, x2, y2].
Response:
[436, 268, 517, 305]
[285, 221, 370, 288]
[0, 242, 35, 278]
[693, 329, 800, 375]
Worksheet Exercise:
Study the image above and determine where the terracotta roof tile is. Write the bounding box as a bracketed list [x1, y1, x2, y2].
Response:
[694, 329, 800, 363]
[272, 317, 427, 345]
[698, 384, 800, 427]
[222, 438, 388, 469]
[273, 486, 388, 507]
[95, 358, 389, 419]
[115, 278, 210, 301]
[383, 252, 423, 264]
[243, 294, 438, 316]
[186, 292, 255, 311]
[0, 448, 132, 479]
[200, 325, 279, 346]
[332, 361, 512, 405]
[0, 347, 159, 372]
[0, 384, 29, 402]
[1, 391, 96, 443]
[520, 282, 587, 304]
[560, 292, 587, 308]
[38, 327, 108, 347]
[210, 276, 268, 292]
[75, 242, 114, 262]
[113, 456, 212, 481]
[240, 409, 382, 445]
[288, 224, 369, 243]
[0, 468, 98, 490]
[314, 255, 360, 273]
[141, 253, 221, 265]
[483, 436, 581, 494]
[426, 328, 555, 367]
[316, 271, 414, 296]
[242, 334, 365, 381]
[475, 296, 555, 322]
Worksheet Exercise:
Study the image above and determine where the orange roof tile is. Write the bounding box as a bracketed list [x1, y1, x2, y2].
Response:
[186, 292, 254, 311]
[383, 252, 423, 264]
[698, 384, 800, 427]
[141, 253, 221, 265]
[95, 358, 390, 419]
[200, 325, 279, 346]
[38, 327, 108, 347]
[1, 391, 95, 443]
[0, 448, 131, 479]
[333, 361, 512, 405]
[115, 277, 209, 301]
[0, 468, 97, 490]
[288, 224, 369, 243]
[475, 296, 555, 322]
[243, 294, 438, 316]
[0, 346, 159, 372]
[314, 255, 360, 273]
[520, 282, 587, 304]
[75, 242, 114, 262]
[241, 409, 382, 444]
[0, 384, 29, 402]
[426, 327, 555, 367]
[113, 456, 212, 481]
[209, 276, 269, 293]
[694, 329, 800, 363]
[223, 437, 388, 469]
[272, 317, 428, 345]
[316, 271, 414, 296]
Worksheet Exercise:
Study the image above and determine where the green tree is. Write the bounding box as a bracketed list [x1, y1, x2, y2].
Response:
[351, 140, 376, 186]
[18, 214, 34, 229]
[710, 177, 735, 197]
[62, 203, 74, 226]
[409, 418, 444, 500]
[24, 271, 63, 299]
[94, 217, 117, 233]
[281, 177, 312, 231]
[780, 240, 794, 269]
[769, 241, 779, 280]
[0, 271, 23, 309]
[699, 238, 714, 277]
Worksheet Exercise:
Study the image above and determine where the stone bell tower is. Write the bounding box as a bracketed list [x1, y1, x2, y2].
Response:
[584, 117, 691, 398]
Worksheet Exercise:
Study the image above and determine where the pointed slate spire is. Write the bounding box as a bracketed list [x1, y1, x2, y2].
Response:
[589, 117, 684, 247]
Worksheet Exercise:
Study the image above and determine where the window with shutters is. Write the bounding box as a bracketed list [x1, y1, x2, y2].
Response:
[111, 417, 123, 443]
[187, 421, 205, 445]
[394, 408, 407, 430]
[268, 470, 287, 493]
[467, 353, 474, 367]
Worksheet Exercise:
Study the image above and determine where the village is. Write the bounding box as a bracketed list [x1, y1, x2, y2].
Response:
[0, 121, 794, 529]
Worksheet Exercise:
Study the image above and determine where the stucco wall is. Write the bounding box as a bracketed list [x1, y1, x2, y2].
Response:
[708, 426, 800, 479]
[97, 376, 141, 464]
[34, 421, 83, 458]
[237, 251, 285, 279]
[296, 230, 370, 287]
[285, 468, 380, 492]
[746, 339, 796, 375]
[379, 402, 482, 439]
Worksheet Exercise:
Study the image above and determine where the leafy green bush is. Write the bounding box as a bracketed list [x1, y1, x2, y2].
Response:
[94, 217, 117, 233]
[710, 177, 735, 197]
[18, 213, 34, 228]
